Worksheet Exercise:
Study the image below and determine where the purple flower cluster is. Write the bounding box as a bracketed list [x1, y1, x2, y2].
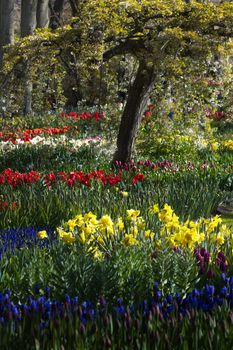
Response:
[114, 159, 233, 173]
[1, 279, 233, 333]
[194, 248, 228, 276]
[115, 159, 174, 171]
[217, 252, 228, 272]
[194, 247, 212, 275]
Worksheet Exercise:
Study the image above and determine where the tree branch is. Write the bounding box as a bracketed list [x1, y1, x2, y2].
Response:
[103, 39, 143, 61]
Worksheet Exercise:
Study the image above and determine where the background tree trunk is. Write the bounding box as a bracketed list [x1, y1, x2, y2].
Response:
[21, 0, 38, 116]
[0, 0, 15, 69]
[113, 61, 156, 163]
[49, 0, 65, 29]
[21, 0, 38, 37]
[50, 0, 81, 107]
[37, 0, 50, 28]
[68, 0, 78, 16]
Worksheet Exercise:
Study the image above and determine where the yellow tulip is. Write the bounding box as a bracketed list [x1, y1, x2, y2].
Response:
[121, 191, 129, 197]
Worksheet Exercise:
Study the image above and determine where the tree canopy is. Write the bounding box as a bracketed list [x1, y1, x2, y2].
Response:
[5, 1, 233, 67]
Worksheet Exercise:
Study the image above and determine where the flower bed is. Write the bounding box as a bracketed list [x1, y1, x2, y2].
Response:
[0, 107, 232, 348]
[1, 280, 233, 349]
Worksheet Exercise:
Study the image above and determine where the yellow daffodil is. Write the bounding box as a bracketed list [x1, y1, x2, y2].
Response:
[158, 204, 173, 223]
[99, 215, 114, 235]
[57, 227, 67, 238]
[75, 214, 84, 227]
[67, 219, 76, 232]
[165, 214, 180, 231]
[149, 203, 159, 214]
[62, 232, 75, 244]
[211, 142, 219, 152]
[216, 233, 225, 246]
[99, 214, 113, 228]
[89, 216, 99, 226]
[115, 217, 124, 231]
[122, 234, 139, 246]
[219, 224, 230, 237]
[188, 221, 200, 230]
[37, 230, 48, 239]
[144, 230, 155, 240]
[127, 209, 140, 220]
[83, 225, 95, 236]
[79, 231, 86, 244]
[130, 224, 139, 236]
[56, 203, 229, 253]
[84, 212, 97, 222]
[223, 140, 233, 151]
[155, 239, 161, 248]
[93, 249, 103, 260]
[136, 217, 145, 230]
[88, 246, 103, 260]
[197, 232, 205, 243]
[206, 217, 222, 233]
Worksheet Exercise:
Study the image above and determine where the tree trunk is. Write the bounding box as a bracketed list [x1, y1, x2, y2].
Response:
[21, 0, 38, 116]
[50, 0, 81, 106]
[37, 0, 50, 28]
[68, 0, 79, 16]
[113, 61, 156, 163]
[0, 0, 15, 68]
[49, 0, 65, 29]
[21, 0, 38, 37]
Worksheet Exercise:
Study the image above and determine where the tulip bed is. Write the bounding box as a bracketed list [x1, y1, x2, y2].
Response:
[0, 111, 233, 348]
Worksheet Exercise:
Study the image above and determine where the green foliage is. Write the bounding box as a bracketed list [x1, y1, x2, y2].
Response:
[0, 142, 102, 172]
[152, 246, 199, 296]
[0, 239, 198, 303]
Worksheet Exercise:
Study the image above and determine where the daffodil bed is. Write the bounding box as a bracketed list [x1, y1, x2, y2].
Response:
[56, 204, 229, 261]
